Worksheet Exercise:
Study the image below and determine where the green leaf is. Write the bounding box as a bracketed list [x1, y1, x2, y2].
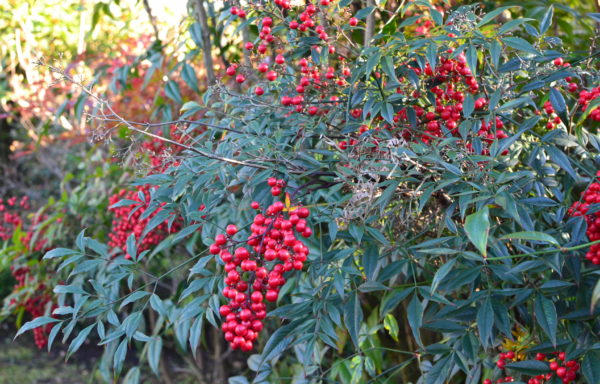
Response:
[126, 233, 137, 261]
[180, 101, 203, 114]
[477, 297, 494, 348]
[228, 377, 249, 384]
[463, 93, 474, 118]
[591, 279, 600, 312]
[344, 293, 363, 349]
[257, 320, 299, 370]
[464, 206, 490, 257]
[505, 360, 550, 375]
[426, 42, 437, 72]
[502, 36, 539, 55]
[380, 287, 413, 315]
[165, 80, 182, 104]
[355, 6, 375, 20]
[119, 291, 150, 310]
[549, 87, 568, 126]
[15, 317, 60, 339]
[366, 50, 382, 80]
[142, 209, 171, 238]
[67, 323, 95, 358]
[407, 293, 423, 347]
[123, 367, 141, 384]
[114, 338, 128, 373]
[466, 44, 477, 77]
[545, 146, 577, 179]
[534, 295, 557, 346]
[430, 8, 443, 26]
[430, 259, 457, 295]
[490, 40, 501, 68]
[381, 103, 394, 124]
[43, 248, 81, 259]
[182, 63, 200, 94]
[362, 246, 379, 280]
[497, 96, 533, 111]
[148, 337, 162, 376]
[477, 6, 519, 27]
[539, 6, 553, 34]
[189, 314, 204, 359]
[381, 56, 399, 85]
[383, 313, 399, 342]
[498, 19, 534, 35]
[500, 231, 559, 245]
[582, 351, 600, 384]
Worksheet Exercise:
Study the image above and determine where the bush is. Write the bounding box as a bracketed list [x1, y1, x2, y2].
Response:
[7, 1, 600, 383]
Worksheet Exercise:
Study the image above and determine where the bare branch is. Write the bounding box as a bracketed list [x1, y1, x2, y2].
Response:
[38, 60, 271, 171]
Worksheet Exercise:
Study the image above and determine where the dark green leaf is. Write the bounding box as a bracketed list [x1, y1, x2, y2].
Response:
[344, 293, 363, 349]
[506, 360, 550, 375]
[477, 297, 494, 348]
[534, 295, 557, 346]
[407, 293, 423, 347]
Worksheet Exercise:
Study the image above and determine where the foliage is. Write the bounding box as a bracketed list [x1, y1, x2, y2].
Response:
[3, 0, 600, 383]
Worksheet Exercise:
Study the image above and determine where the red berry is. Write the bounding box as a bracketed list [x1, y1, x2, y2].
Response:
[265, 290, 278, 302]
[226, 66, 237, 76]
[349, 17, 358, 26]
[226, 224, 238, 236]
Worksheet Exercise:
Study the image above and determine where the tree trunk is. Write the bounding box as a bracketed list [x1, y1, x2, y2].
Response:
[193, 0, 216, 87]
[364, 0, 375, 46]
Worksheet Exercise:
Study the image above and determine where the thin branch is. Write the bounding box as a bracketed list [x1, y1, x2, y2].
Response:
[39, 61, 272, 171]
[142, 0, 161, 42]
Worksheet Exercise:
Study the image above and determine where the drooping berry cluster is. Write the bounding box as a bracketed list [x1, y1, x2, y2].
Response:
[568, 173, 600, 265]
[212, 181, 312, 351]
[487, 350, 579, 384]
[108, 184, 182, 258]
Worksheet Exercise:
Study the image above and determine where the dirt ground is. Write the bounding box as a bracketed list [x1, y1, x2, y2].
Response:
[0, 323, 100, 384]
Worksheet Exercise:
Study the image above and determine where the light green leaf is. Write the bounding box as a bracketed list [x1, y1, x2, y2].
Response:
[464, 206, 490, 257]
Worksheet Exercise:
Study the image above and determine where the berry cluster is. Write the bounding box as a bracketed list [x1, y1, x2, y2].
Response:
[568, 173, 600, 265]
[487, 350, 579, 384]
[23, 291, 55, 349]
[338, 53, 509, 154]
[10, 266, 55, 349]
[108, 125, 199, 258]
[578, 86, 600, 122]
[225, 1, 357, 115]
[108, 184, 182, 258]
[0, 195, 29, 240]
[212, 181, 312, 351]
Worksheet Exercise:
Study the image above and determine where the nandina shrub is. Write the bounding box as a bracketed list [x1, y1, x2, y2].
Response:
[18, 1, 600, 384]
